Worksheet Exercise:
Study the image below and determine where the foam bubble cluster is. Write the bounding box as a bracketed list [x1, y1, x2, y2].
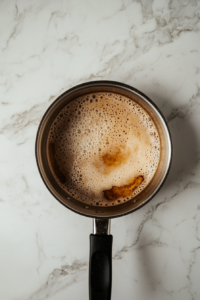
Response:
[47, 92, 160, 207]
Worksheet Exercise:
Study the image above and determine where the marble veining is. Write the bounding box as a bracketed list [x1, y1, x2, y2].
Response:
[0, 0, 200, 299]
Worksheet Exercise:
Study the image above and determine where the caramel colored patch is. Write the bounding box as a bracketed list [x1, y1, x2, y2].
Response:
[102, 146, 131, 167]
[103, 176, 144, 200]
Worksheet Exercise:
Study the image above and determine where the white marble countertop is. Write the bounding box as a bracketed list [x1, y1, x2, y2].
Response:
[1, 1, 200, 299]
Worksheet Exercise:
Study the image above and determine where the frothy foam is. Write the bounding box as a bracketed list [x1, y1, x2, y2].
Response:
[47, 92, 160, 207]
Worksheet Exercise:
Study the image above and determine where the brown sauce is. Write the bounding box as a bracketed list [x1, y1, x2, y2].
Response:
[103, 176, 144, 200]
[102, 146, 131, 167]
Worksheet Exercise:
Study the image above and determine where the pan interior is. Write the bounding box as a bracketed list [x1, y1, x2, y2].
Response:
[36, 82, 171, 219]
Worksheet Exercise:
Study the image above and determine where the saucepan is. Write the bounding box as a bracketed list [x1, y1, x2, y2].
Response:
[35, 81, 172, 300]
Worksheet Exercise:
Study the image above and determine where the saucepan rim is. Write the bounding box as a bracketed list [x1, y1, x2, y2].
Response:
[35, 80, 172, 219]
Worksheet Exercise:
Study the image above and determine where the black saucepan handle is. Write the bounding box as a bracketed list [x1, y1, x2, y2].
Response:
[89, 234, 113, 300]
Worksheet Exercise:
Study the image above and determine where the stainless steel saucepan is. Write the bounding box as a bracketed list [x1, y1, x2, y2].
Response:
[35, 81, 172, 300]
